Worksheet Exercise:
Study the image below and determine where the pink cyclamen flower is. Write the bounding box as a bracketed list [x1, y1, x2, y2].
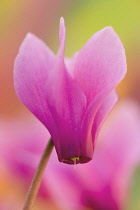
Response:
[14, 18, 127, 164]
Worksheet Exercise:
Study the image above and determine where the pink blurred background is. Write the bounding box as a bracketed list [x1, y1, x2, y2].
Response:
[1, 0, 140, 209]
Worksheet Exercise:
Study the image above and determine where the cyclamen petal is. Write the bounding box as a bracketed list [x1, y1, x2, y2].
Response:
[71, 26, 127, 104]
[14, 17, 127, 164]
[14, 33, 57, 134]
[45, 18, 87, 163]
[92, 89, 118, 142]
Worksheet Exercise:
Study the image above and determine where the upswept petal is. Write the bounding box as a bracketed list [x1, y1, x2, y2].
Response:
[71, 26, 127, 104]
[14, 33, 56, 132]
[92, 89, 118, 142]
[45, 18, 87, 163]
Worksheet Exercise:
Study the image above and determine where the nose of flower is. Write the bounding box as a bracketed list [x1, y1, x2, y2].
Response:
[59, 17, 65, 45]
[58, 17, 66, 59]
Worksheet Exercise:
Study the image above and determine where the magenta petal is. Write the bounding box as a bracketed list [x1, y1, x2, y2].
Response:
[45, 18, 87, 164]
[92, 89, 118, 142]
[14, 33, 56, 132]
[80, 90, 107, 160]
[80, 89, 118, 158]
[72, 26, 127, 104]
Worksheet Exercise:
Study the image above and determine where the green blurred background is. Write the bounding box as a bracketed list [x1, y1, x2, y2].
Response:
[0, 0, 140, 209]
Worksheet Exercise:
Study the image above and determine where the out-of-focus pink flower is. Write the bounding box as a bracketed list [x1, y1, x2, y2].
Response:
[0, 201, 19, 210]
[14, 17, 126, 164]
[0, 116, 51, 200]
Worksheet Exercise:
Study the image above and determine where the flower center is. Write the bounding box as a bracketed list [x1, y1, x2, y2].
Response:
[71, 157, 80, 165]
[61, 156, 92, 164]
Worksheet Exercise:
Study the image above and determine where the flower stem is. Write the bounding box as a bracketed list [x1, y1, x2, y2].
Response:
[22, 138, 54, 210]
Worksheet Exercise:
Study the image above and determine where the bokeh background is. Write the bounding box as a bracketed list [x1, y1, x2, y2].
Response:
[0, 0, 140, 209]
